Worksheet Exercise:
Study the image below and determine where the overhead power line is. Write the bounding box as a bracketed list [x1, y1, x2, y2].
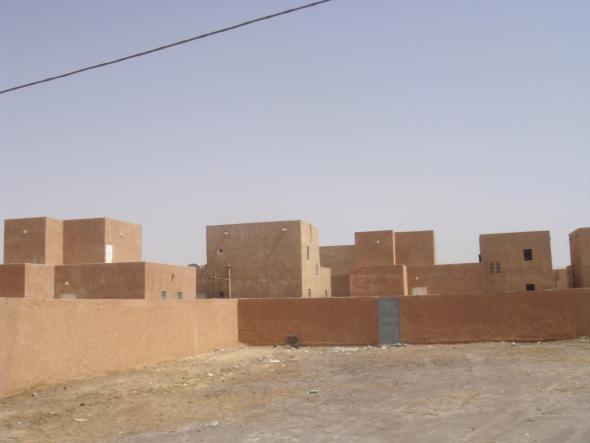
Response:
[0, 0, 333, 96]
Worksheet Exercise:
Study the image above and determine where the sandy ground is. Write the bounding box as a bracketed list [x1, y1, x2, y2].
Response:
[1, 339, 590, 443]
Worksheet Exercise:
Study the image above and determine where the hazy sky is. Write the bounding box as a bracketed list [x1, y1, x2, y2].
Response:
[1, 0, 588, 267]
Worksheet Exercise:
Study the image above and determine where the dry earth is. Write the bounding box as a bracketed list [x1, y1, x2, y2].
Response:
[1, 340, 590, 443]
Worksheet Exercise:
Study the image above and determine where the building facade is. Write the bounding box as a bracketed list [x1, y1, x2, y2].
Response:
[321, 226, 584, 297]
[200, 220, 331, 299]
[1, 217, 194, 301]
[570, 228, 590, 288]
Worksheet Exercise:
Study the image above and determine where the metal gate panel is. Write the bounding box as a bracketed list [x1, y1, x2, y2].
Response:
[378, 298, 400, 344]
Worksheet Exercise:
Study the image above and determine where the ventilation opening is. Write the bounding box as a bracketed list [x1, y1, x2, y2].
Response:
[526, 284, 535, 291]
[161, 291, 168, 300]
[176, 291, 183, 300]
[218, 291, 225, 298]
[523, 249, 533, 261]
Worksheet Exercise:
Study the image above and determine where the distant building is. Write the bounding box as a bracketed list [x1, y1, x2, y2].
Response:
[321, 227, 588, 297]
[1, 217, 194, 301]
[199, 220, 331, 298]
[4, 217, 141, 265]
[479, 231, 554, 292]
[570, 228, 590, 288]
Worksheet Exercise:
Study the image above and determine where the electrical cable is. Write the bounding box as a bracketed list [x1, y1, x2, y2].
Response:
[0, 0, 333, 96]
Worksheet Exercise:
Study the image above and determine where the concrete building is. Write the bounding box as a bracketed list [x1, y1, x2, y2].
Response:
[318, 245, 354, 297]
[479, 231, 554, 292]
[1, 217, 194, 301]
[4, 217, 63, 265]
[569, 228, 590, 288]
[200, 220, 331, 299]
[322, 229, 440, 297]
[322, 227, 577, 297]
[54, 262, 195, 301]
[3, 216, 589, 300]
[4, 217, 141, 265]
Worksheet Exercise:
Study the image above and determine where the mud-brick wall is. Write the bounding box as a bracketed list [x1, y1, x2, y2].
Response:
[238, 297, 379, 346]
[399, 290, 590, 343]
[0, 298, 238, 398]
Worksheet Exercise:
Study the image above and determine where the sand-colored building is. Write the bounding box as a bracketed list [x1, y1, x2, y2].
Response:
[321, 227, 586, 297]
[570, 228, 590, 288]
[4, 217, 141, 265]
[199, 220, 331, 299]
[479, 231, 554, 292]
[1, 217, 194, 301]
[3, 216, 589, 301]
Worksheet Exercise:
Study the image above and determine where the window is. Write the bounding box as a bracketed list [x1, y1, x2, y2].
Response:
[160, 291, 168, 300]
[217, 248, 223, 254]
[490, 262, 501, 274]
[105, 244, 113, 263]
[526, 284, 535, 291]
[176, 291, 183, 300]
[315, 263, 320, 277]
[218, 291, 225, 298]
[523, 249, 533, 261]
[478, 254, 482, 263]
[307, 289, 311, 298]
[306, 246, 310, 261]
[325, 290, 328, 297]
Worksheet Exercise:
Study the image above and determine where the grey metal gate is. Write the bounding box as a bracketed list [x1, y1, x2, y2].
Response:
[378, 298, 400, 344]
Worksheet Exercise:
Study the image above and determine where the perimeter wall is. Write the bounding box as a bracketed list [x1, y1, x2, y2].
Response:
[238, 297, 379, 345]
[3, 289, 590, 398]
[0, 298, 238, 398]
[399, 290, 590, 343]
[238, 290, 590, 346]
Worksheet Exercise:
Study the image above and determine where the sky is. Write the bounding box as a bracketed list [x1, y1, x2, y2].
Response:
[0, 0, 588, 267]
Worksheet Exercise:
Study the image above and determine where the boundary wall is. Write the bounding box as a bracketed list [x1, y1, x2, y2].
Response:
[3, 290, 590, 398]
[238, 290, 590, 346]
[238, 298, 378, 345]
[399, 290, 590, 343]
[0, 298, 238, 398]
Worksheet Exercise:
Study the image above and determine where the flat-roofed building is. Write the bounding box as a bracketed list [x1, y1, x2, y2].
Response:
[479, 231, 554, 292]
[202, 220, 331, 299]
[569, 228, 590, 288]
[4, 217, 141, 265]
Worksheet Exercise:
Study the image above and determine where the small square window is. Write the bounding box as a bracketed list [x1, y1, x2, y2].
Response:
[176, 291, 183, 300]
[307, 289, 311, 298]
[489, 263, 495, 274]
[217, 248, 223, 254]
[526, 284, 535, 291]
[495, 262, 501, 273]
[218, 291, 225, 298]
[161, 291, 168, 300]
[523, 249, 533, 261]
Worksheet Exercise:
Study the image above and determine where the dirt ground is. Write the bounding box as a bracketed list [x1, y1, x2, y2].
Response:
[1, 339, 590, 443]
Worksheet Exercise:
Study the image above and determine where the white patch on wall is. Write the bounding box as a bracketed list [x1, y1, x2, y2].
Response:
[105, 244, 113, 263]
[411, 287, 428, 296]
